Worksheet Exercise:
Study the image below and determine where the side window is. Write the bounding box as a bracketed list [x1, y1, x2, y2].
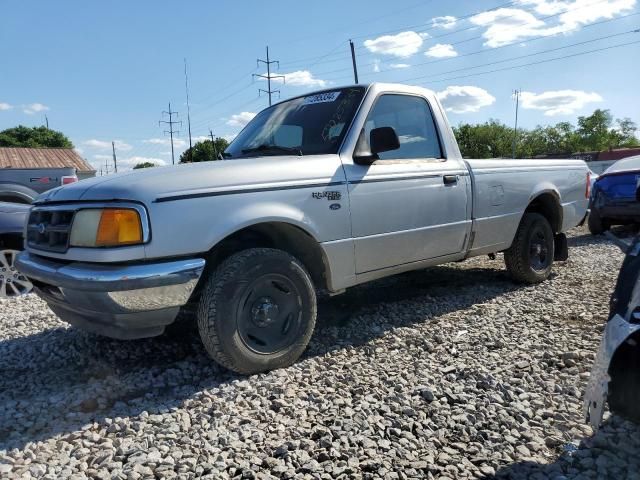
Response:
[364, 94, 443, 160]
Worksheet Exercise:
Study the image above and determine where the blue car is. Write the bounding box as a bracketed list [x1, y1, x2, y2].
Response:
[589, 155, 640, 235]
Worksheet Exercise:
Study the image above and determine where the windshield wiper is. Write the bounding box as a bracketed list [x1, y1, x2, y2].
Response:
[241, 144, 302, 156]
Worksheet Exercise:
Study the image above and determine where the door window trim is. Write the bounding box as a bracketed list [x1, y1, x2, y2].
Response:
[360, 92, 447, 164]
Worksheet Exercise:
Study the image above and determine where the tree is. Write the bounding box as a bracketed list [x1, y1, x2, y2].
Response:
[132, 162, 157, 169]
[0, 125, 74, 148]
[453, 120, 513, 158]
[179, 138, 229, 163]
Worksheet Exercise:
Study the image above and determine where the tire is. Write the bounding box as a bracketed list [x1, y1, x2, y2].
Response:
[197, 248, 317, 374]
[588, 209, 607, 235]
[0, 248, 33, 298]
[504, 212, 555, 284]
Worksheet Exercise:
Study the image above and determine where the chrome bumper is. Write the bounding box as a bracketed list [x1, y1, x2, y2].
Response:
[584, 314, 640, 429]
[15, 251, 206, 339]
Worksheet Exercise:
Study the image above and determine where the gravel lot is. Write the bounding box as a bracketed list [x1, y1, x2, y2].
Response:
[2, 225, 640, 480]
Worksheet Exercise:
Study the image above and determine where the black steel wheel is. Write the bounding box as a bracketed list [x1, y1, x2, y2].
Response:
[197, 248, 316, 374]
[505, 213, 555, 284]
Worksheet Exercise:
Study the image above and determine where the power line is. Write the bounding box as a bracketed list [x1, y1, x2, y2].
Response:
[253, 46, 285, 106]
[159, 102, 182, 165]
[316, 17, 639, 82]
[314, 2, 637, 81]
[409, 39, 640, 85]
[396, 29, 640, 84]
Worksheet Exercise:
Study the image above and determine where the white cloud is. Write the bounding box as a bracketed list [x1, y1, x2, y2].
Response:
[222, 134, 236, 143]
[97, 156, 167, 171]
[437, 86, 496, 113]
[226, 112, 256, 128]
[432, 15, 457, 29]
[281, 70, 328, 88]
[471, 1, 636, 47]
[143, 137, 187, 148]
[470, 8, 548, 47]
[23, 103, 49, 115]
[425, 43, 458, 58]
[389, 63, 411, 69]
[258, 70, 328, 88]
[0, 102, 13, 111]
[520, 89, 603, 116]
[74, 147, 84, 155]
[192, 136, 210, 143]
[84, 139, 133, 151]
[364, 31, 425, 58]
[373, 59, 382, 73]
[93, 154, 112, 160]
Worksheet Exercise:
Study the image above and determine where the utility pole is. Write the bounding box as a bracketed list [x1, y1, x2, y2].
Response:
[44, 115, 49, 129]
[184, 58, 193, 163]
[349, 40, 359, 84]
[104, 156, 110, 175]
[112, 141, 118, 173]
[159, 102, 181, 164]
[253, 46, 285, 106]
[512, 89, 521, 159]
[209, 129, 219, 159]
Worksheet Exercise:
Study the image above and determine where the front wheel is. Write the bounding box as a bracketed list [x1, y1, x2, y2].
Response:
[504, 213, 555, 284]
[197, 248, 317, 374]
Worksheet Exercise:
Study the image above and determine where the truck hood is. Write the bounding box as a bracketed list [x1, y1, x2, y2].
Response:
[35, 155, 342, 205]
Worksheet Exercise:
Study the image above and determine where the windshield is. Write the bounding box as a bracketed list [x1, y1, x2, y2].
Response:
[224, 87, 366, 158]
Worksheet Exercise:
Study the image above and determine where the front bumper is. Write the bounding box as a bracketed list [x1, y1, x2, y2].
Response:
[15, 251, 205, 339]
[584, 314, 640, 429]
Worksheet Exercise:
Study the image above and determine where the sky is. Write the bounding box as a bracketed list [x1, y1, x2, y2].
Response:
[1, 0, 639, 172]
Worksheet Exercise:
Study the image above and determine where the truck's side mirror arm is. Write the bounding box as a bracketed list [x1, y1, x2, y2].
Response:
[353, 127, 400, 165]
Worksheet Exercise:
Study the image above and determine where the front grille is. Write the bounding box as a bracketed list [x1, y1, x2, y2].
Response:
[27, 209, 75, 253]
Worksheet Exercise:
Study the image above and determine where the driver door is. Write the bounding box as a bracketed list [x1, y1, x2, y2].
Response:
[344, 93, 470, 274]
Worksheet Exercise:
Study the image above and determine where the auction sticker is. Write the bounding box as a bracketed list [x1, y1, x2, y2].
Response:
[304, 91, 341, 104]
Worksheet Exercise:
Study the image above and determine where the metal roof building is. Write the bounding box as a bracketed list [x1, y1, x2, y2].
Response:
[0, 147, 96, 179]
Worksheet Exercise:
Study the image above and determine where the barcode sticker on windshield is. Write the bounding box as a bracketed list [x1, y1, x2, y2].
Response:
[303, 92, 341, 104]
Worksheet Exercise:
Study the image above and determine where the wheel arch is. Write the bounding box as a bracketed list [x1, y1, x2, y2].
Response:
[0, 184, 37, 204]
[524, 189, 563, 233]
[196, 221, 333, 298]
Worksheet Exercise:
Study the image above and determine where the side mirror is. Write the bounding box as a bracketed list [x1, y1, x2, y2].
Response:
[370, 126, 400, 155]
[353, 126, 400, 165]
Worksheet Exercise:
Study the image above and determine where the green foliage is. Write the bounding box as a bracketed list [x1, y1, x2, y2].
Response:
[0, 125, 74, 148]
[179, 138, 229, 164]
[453, 109, 638, 158]
[132, 161, 157, 169]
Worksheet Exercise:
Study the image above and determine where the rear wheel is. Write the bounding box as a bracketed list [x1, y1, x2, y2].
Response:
[197, 248, 317, 374]
[504, 213, 555, 284]
[588, 209, 608, 235]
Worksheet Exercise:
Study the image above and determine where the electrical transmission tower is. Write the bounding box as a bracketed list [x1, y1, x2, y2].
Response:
[253, 46, 285, 106]
[159, 102, 182, 165]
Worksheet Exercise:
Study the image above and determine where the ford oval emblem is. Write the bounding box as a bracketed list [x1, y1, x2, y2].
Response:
[37, 223, 46, 234]
[329, 203, 341, 210]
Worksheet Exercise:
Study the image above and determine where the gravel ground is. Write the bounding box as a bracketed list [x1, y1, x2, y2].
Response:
[2, 225, 640, 480]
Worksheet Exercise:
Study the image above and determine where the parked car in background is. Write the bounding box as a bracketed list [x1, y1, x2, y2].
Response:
[585, 230, 640, 428]
[588, 155, 640, 234]
[0, 167, 78, 204]
[0, 201, 32, 298]
[16, 83, 590, 374]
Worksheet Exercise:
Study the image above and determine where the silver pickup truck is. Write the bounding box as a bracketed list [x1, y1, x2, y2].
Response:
[17, 83, 590, 374]
[0, 167, 78, 203]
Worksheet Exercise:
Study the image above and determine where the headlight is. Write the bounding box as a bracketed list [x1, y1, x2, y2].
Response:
[70, 208, 143, 247]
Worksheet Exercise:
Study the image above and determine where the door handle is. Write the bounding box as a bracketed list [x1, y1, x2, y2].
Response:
[443, 175, 458, 185]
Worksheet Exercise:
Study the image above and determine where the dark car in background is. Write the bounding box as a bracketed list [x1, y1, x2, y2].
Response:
[0, 201, 32, 298]
[589, 155, 640, 234]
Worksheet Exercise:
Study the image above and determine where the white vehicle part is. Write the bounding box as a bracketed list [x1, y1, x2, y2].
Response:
[584, 314, 640, 429]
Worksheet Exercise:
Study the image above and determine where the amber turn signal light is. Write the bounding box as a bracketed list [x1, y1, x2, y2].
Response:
[95, 209, 143, 246]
